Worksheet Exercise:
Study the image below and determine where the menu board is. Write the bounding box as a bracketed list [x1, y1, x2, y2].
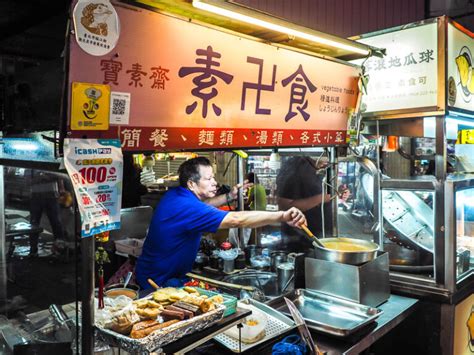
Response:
[354, 22, 439, 114]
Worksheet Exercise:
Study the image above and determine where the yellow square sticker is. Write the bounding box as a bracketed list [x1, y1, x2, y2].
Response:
[71, 82, 110, 130]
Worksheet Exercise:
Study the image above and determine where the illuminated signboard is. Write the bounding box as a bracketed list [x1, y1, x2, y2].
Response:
[354, 22, 439, 114]
[448, 22, 474, 113]
[69, 5, 360, 150]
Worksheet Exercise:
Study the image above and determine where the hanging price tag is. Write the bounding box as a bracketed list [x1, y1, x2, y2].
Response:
[64, 138, 123, 237]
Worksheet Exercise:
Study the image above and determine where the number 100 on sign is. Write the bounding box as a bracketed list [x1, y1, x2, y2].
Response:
[72, 167, 110, 185]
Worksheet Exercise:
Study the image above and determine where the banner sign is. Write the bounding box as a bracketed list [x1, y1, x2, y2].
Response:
[447, 22, 474, 113]
[68, 4, 360, 150]
[354, 22, 438, 114]
[64, 138, 123, 237]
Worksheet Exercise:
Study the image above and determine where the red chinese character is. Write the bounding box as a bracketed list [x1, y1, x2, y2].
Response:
[150, 66, 170, 90]
[100, 59, 122, 85]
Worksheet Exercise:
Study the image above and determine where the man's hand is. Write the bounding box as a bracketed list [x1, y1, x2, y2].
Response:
[229, 179, 253, 200]
[282, 207, 306, 228]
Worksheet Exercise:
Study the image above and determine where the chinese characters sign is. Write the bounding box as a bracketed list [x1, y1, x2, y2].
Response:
[69, 5, 360, 150]
[354, 22, 439, 114]
[64, 139, 122, 237]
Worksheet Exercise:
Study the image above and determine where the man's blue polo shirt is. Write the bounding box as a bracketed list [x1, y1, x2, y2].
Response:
[136, 187, 228, 288]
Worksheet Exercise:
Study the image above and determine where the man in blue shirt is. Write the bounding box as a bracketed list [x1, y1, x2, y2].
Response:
[136, 157, 306, 289]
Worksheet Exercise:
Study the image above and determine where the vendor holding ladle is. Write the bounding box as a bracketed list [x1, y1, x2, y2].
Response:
[135, 157, 307, 289]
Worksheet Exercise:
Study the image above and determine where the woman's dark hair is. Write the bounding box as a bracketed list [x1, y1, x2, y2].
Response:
[178, 157, 212, 187]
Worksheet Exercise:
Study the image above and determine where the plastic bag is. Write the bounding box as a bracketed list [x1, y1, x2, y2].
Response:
[228, 227, 252, 248]
[217, 248, 239, 260]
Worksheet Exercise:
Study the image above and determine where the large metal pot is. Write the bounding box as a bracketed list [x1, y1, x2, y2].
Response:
[313, 237, 379, 265]
[270, 251, 287, 272]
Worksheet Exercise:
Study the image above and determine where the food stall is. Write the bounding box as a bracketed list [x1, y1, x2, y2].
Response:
[346, 16, 474, 355]
[0, 0, 425, 354]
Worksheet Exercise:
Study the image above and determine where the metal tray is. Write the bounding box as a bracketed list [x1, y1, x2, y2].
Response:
[214, 298, 296, 353]
[96, 296, 225, 354]
[361, 173, 434, 252]
[382, 190, 434, 252]
[266, 289, 383, 337]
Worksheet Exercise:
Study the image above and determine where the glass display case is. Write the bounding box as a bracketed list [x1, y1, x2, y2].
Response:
[455, 187, 474, 279]
[445, 175, 474, 286]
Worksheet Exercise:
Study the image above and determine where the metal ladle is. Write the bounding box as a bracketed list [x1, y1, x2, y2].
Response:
[186, 273, 265, 301]
[300, 225, 325, 248]
[123, 271, 133, 289]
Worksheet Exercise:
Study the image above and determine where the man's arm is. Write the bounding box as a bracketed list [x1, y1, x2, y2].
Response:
[205, 180, 253, 207]
[219, 207, 306, 229]
[205, 192, 230, 207]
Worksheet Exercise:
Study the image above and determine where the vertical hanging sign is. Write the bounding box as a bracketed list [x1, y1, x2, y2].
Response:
[64, 138, 123, 237]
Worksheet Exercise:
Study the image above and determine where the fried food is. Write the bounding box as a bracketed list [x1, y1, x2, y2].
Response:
[183, 286, 199, 294]
[134, 299, 163, 309]
[173, 301, 200, 315]
[166, 305, 194, 319]
[209, 295, 224, 304]
[130, 319, 179, 339]
[152, 288, 188, 303]
[136, 307, 161, 320]
[201, 298, 216, 313]
[181, 295, 205, 307]
[106, 310, 140, 335]
[133, 299, 149, 309]
[161, 309, 185, 320]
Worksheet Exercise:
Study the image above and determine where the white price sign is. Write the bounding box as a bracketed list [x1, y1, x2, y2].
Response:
[64, 138, 123, 237]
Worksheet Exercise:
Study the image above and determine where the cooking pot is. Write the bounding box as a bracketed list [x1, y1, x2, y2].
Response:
[193, 252, 209, 270]
[270, 251, 287, 272]
[104, 283, 139, 300]
[313, 237, 379, 265]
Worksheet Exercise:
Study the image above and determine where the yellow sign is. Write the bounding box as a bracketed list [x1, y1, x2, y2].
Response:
[71, 82, 110, 130]
[458, 130, 474, 144]
[454, 293, 474, 355]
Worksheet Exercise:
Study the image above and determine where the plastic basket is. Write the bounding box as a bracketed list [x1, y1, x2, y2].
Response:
[195, 288, 237, 317]
[114, 238, 144, 257]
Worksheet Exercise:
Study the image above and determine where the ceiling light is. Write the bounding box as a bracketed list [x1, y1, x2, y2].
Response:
[193, 0, 371, 56]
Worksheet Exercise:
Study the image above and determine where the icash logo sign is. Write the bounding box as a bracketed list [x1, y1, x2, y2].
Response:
[73, 0, 120, 56]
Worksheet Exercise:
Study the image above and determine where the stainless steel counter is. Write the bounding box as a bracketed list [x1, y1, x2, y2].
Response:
[314, 294, 418, 355]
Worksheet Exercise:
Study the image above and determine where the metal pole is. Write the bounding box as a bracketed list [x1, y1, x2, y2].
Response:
[434, 116, 446, 286]
[329, 147, 337, 237]
[375, 120, 383, 247]
[0, 165, 6, 303]
[237, 155, 245, 249]
[81, 236, 95, 355]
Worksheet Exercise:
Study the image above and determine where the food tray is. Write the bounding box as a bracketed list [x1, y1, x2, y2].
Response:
[267, 289, 383, 337]
[214, 298, 296, 353]
[114, 238, 144, 257]
[197, 288, 237, 317]
[96, 302, 225, 354]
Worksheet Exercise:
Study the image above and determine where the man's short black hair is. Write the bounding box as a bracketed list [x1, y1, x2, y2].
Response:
[178, 157, 212, 187]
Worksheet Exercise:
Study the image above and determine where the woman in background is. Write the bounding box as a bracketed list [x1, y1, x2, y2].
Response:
[122, 154, 148, 208]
